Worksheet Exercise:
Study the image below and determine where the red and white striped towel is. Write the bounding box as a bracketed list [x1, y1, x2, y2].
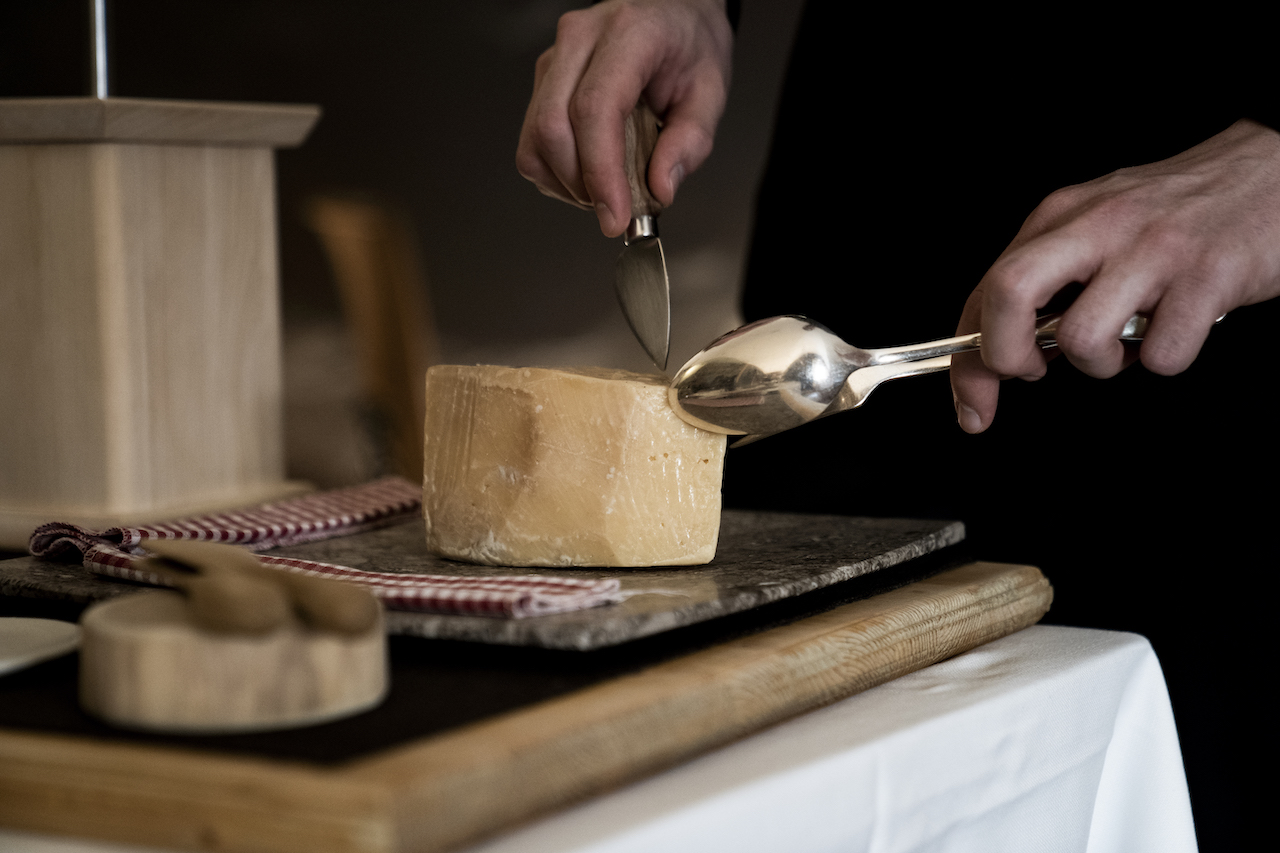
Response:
[28, 477, 621, 619]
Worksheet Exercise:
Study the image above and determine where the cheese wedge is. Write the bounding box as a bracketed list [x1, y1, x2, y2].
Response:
[422, 365, 727, 567]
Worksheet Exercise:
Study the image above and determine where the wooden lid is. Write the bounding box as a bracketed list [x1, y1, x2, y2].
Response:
[0, 97, 320, 147]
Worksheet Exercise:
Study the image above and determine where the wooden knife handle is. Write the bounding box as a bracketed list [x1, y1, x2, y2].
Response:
[624, 100, 664, 220]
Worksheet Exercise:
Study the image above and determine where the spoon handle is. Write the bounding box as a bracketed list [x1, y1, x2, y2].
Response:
[1033, 312, 1150, 345]
[865, 312, 1148, 366]
[731, 354, 959, 448]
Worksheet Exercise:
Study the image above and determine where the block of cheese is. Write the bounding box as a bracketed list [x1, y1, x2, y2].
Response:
[422, 365, 727, 567]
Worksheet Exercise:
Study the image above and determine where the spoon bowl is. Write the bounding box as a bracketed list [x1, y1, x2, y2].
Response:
[669, 312, 1151, 444]
[667, 316, 855, 436]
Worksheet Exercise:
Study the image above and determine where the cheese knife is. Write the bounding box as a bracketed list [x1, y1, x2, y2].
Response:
[615, 101, 671, 370]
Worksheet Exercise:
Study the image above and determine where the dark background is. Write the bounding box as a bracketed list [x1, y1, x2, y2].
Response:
[1, 0, 794, 344]
[724, 7, 1274, 853]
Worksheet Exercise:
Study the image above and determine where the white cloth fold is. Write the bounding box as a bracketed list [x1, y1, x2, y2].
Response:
[463, 626, 1196, 853]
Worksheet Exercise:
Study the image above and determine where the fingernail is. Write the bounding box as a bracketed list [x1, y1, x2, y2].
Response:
[669, 163, 685, 196]
[594, 201, 615, 234]
[956, 402, 983, 434]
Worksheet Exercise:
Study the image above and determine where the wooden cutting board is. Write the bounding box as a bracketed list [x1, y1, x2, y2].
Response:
[0, 560, 1051, 853]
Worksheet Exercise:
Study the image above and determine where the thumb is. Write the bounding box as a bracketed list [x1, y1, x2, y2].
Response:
[645, 85, 723, 205]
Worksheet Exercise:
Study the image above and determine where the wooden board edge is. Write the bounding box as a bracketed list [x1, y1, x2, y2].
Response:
[0, 732, 395, 853]
[0, 98, 321, 147]
[349, 561, 1052, 853]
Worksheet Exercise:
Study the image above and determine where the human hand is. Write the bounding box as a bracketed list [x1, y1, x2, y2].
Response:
[951, 119, 1280, 433]
[515, 0, 734, 237]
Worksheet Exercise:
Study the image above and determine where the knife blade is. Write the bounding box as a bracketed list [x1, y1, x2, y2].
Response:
[615, 101, 671, 370]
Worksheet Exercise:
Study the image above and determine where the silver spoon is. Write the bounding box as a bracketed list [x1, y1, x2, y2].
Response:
[669, 312, 1149, 446]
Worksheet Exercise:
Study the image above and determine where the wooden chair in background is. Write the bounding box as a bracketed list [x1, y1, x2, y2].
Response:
[304, 196, 438, 484]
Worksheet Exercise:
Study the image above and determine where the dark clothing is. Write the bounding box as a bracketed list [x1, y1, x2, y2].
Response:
[730, 5, 1275, 850]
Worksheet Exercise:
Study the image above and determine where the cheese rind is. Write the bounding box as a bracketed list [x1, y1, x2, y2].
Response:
[422, 365, 727, 567]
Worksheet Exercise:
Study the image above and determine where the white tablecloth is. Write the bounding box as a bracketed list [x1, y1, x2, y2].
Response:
[462, 625, 1196, 853]
[0, 626, 1196, 853]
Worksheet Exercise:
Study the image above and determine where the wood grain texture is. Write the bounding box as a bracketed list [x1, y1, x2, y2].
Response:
[0, 732, 391, 853]
[0, 137, 307, 548]
[623, 102, 663, 219]
[0, 98, 320, 147]
[79, 591, 387, 734]
[140, 539, 383, 636]
[0, 561, 1052, 853]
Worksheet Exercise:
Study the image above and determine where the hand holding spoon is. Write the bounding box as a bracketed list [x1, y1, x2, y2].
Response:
[669, 312, 1150, 445]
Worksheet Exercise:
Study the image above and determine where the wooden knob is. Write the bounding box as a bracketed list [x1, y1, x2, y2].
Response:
[140, 557, 293, 635]
[142, 539, 380, 635]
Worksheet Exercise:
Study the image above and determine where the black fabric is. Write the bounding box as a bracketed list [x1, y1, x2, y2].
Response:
[731, 4, 1275, 850]
[590, 0, 741, 32]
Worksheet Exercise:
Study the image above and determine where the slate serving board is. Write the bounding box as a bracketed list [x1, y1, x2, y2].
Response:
[0, 510, 964, 650]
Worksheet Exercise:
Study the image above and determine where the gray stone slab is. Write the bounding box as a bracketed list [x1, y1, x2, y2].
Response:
[0, 510, 963, 650]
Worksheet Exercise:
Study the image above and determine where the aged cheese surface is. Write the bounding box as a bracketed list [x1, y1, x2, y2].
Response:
[422, 365, 727, 567]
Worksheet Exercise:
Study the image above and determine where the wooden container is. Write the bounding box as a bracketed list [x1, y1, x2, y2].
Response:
[0, 97, 321, 548]
[78, 590, 388, 733]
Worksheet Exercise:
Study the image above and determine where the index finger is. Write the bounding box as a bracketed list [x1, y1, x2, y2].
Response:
[979, 229, 1103, 379]
[518, 27, 603, 208]
[569, 24, 666, 237]
[950, 288, 1002, 434]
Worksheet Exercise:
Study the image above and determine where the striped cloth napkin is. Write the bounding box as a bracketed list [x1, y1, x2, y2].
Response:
[28, 477, 621, 619]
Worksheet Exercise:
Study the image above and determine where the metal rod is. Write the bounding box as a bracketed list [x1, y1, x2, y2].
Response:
[91, 0, 108, 99]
